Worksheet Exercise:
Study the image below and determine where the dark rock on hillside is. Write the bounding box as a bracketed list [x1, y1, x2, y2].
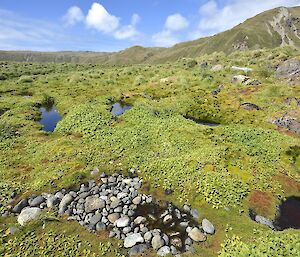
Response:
[211, 84, 224, 95]
[273, 115, 300, 134]
[240, 103, 261, 110]
[29, 196, 45, 207]
[275, 58, 300, 83]
[12, 199, 28, 213]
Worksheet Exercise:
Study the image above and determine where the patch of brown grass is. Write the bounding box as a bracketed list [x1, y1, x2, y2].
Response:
[274, 174, 300, 196]
[248, 190, 276, 217]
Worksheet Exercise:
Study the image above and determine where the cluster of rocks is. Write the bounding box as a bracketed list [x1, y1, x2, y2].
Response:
[275, 58, 300, 84]
[273, 114, 300, 134]
[9, 172, 215, 256]
[232, 75, 261, 86]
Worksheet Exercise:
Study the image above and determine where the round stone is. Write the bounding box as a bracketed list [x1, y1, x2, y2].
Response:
[202, 218, 215, 234]
[17, 207, 41, 226]
[152, 235, 165, 250]
[188, 227, 206, 242]
[115, 216, 130, 228]
[157, 246, 171, 256]
[124, 233, 144, 248]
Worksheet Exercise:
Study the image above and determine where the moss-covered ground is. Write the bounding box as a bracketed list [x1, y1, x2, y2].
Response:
[0, 47, 299, 256]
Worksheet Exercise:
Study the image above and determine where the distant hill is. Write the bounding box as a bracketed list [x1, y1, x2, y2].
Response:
[0, 6, 299, 64]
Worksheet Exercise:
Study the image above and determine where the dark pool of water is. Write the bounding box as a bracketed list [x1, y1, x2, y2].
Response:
[249, 196, 300, 230]
[111, 102, 132, 116]
[134, 201, 199, 252]
[39, 104, 62, 132]
[184, 116, 219, 127]
[274, 196, 300, 230]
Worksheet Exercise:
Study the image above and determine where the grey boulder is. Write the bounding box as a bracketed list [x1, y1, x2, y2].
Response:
[30, 196, 45, 207]
[12, 199, 28, 213]
[17, 207, 41, 226]
[124, 233, 144, 248]
[202, 219, 215, 234]
[157, 246, 171, 256]
[115, 216, 130, 228]
[152, 235, 165, 250]
[188, 227, 206, 242]
[85, 196, 105, 213]
[58, 194, 73, 214]
[255, 215, 274, 229]
[128, 244, 148, 256]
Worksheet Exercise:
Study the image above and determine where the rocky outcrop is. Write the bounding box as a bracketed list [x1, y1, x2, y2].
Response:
[269, 7, 300, 47]
[273, 114, 300, 134]
[275, 58, 300, 83]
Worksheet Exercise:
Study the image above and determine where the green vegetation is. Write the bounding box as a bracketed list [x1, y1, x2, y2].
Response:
[219, 230, 300, 257]
[0, 46, 299, 256]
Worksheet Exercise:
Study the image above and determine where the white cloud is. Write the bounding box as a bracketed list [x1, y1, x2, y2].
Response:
[152, 30, 179, 47]
[63, 6, 84, 26]
[152, 13, 188, 47]
[84, 3, 140, 40]
[114, 25, 139, 40]
[165, 13, 189, 31]
[197, 0, 300, 36]
[131, 14, 140, 26]
[86, 3, 119, 33]
[114, 14, 141, 39]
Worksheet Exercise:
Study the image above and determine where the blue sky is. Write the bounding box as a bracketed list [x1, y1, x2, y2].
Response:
[0, 0, 299, 52]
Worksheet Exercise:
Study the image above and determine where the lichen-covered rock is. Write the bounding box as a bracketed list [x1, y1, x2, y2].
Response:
[275, 58, 300, 79]
[58, 194, 73, 214]
[17, 207, 41, 226]
[85, 196, 105, 213]
[188, 227, 206, 242]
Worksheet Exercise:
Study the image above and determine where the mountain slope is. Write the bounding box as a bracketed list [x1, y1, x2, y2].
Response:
[0, 6, 299, 64]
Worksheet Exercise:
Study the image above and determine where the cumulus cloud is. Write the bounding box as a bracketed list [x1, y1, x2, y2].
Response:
[83, 3, 141, 40]
[114, 14, 141, 39]
[165, 13, 189, 31]
[152, 30, 179, 47]
[63, 6, 84, 26]
[131, 14, 140, 26]
[197, 0, 300, 36]
[152, 13, 189, 47]
[86, 3, 119, 33]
